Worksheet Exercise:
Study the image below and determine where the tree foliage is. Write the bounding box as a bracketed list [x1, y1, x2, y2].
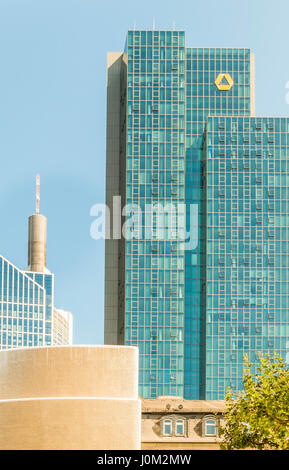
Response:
[220, 353, 289, 450]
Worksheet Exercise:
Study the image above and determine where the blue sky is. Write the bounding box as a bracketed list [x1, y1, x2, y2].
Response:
[0, 0, 289, 345]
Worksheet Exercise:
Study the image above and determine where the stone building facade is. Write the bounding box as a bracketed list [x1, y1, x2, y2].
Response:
[142, 397, 225, 450]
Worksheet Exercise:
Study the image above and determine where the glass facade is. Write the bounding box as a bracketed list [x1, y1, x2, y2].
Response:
[184, 47, 251, 399]
[125, 31, 186, 398]
[106, 29, 289, 400]
[25, 271, 53, 345]
[205, 116, 289, 399]
[0, 199, 72, 349]
[0, 255, 51, 349]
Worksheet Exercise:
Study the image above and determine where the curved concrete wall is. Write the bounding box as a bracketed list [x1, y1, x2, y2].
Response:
[0, 346, 141, 450]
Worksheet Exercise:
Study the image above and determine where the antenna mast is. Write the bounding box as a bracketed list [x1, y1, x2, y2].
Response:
[36, 174, 40, 214]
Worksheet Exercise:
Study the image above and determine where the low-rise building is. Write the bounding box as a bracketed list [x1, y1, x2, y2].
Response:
[142, 397, 226, 450]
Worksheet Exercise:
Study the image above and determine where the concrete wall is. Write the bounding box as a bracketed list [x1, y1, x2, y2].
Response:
[0, 346, 141, 450]
[104, 52, 122, 345]
[104, 52, 128, 346]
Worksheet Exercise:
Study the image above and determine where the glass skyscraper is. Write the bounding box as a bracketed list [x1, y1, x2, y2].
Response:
[205, 116, 289, 399]
[0, 255, 49, 349]
[0, 186, 73, 350]
[105, 29, 289, 400]
[184, 46, 253, 399]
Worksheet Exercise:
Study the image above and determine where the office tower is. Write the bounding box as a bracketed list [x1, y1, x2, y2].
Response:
[53, 308, 73, 345]
[204, 116, 289, 399]
[105, 30, 289, 400]
[0, 177, 73, 349]
[183, 45, 254, 399]
[0, 254, 49, 348]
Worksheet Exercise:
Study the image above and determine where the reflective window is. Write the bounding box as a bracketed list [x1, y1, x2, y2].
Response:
[204, 417, 217, 436]
[163, 419, 173, 436]
[175, 419, 185, 436]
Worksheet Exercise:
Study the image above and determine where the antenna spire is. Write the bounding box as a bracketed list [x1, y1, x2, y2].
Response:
[36, 174, 40, 214]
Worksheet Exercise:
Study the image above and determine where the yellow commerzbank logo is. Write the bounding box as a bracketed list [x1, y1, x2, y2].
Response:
[215, 73, 234, 91]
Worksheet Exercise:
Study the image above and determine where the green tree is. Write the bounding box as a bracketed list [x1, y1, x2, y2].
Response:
[220, 353, 289, 450]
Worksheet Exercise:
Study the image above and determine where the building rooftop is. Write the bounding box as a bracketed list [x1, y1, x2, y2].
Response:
[142, 398, 226, 414]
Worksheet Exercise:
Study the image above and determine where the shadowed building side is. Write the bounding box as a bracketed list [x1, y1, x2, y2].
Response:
[104, 52, 127, 345]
